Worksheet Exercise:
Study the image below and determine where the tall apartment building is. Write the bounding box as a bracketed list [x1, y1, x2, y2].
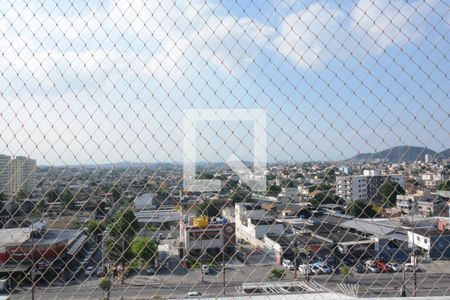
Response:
[0, 155, 11, 194]
[0, 155, 36, 195]
[336, 171, 405, 204]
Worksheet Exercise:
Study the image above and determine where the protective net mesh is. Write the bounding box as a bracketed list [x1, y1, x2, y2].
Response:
[0, 0, 449, 299]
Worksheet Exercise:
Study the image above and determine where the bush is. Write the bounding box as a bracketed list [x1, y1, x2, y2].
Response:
[98, 277, 111, 291]
[268, 267, 286, 280]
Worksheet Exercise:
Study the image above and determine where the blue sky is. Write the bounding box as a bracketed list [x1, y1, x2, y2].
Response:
[0, 0, 448, 165]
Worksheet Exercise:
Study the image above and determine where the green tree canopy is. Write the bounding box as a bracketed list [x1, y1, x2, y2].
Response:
[98, 277, 111, 300]
[308, 183, 332, 193]
[346, 199, 380, 218]
[107, 209, 141, 264]
[46, 190, 58, 203]
[60, 189, 75, 210]
[268, 267, 286, 279]
[266, 184, 281, 197]
[110, 187, 121, 202]
[197, 173, 214, 180]
[131, 236, 158, 267]
[340, 265, 353, 284]
[230, 185, 252, 204]
[195, 200, 220, 218]
[85, 220, 106, 236]
[309, 192, 344, 208]
[437, 180, 450, 191]
[16, 189, 28, 200]
[379, 181, 405, 207]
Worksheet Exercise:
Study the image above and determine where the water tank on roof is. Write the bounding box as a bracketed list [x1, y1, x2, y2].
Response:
[193, 215, 209, 227]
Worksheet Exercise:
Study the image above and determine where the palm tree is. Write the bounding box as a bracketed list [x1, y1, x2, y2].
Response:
[98, 276, 111, 300]
[340, 265, 353, 284]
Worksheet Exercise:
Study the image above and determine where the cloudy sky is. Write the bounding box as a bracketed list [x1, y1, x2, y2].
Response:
[0, 0, 448, 165]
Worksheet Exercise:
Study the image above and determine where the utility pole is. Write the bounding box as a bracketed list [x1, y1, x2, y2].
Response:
[222, 250, 225, 295]
[293, 241, 298, 279]
[401, 262, 406, 297]
[31, 233, 36, 300]
[412, 213, 417, 297]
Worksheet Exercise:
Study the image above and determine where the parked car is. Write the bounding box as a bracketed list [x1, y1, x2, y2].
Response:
[298, 264, 312, 275]
[96, 269, 106, 278]
[85, 266, 94, 276]
[404, 263, 422, 272]
[352, 263, 365, 274]
[367, 264, 380, 273]
[375, 260, 392, 272]
[311, 265, 322, 275]
[282, 259, 294, 270]
[185, 291, 202, 298]
[146, 268, 155, 275]
[201, 264, 209, 274]
[387, 262, 401, 272]
[312, 256, 324, 264]
[315, 263, 331, 274]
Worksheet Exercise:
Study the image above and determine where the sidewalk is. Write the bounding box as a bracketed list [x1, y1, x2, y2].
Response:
[420, 260, 450, 273]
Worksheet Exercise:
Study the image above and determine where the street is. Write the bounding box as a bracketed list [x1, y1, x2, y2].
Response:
[9, 261, 450, 299]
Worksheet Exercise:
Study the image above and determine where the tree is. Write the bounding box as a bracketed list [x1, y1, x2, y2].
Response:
[195, 200, 220, 218]
[98, 277, 111, 300]
[16, 189, 28, 200]
[46, 190, 58, 203]
[437, 180, 450, 191]
[340, 265, 353, 284]
[85, 220, 106, 236]
[131, 236, 158, 268]
[230, 185, 252, 204]
[96, 201, 107, 217]
[268, 267, 286, 280]
[197, 173, 214, 180]
[308, 183, 332, 193]
[346, 200, 380, 218]
[309, 192, 343, 208]
[110, 187, 121, 202]
[107, 209, 141, 264]
[266, 184, 281, 197]
[60, 189, 75, 210]
[379, 181, 405, 207]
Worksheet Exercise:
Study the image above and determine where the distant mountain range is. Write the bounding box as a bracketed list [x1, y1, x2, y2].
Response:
[347, 146, 450, 163]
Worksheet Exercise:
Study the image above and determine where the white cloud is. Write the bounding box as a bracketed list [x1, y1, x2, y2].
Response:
[351, 0, 439, 54]
[275, 3, 345, 68]
[275, 0, 442, 68]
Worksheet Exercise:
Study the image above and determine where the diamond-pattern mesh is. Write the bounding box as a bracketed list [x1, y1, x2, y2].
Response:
[0, 0, 449, 299]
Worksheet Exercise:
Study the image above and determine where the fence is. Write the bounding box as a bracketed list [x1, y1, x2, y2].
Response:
[0, 0, 449, 299]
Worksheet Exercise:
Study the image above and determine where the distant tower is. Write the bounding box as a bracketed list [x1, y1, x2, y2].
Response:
[0, 154, 11, 194]
[8, 156, 36, 195]
[425, 154, 429, 164]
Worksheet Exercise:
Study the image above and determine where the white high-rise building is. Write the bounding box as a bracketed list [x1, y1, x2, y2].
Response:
[336, 173, 405, 204]
[8, 156, 36, 195]
[0, 154, 11, 194]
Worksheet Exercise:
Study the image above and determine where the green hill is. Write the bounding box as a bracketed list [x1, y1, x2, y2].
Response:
[349, 146, 449, 162]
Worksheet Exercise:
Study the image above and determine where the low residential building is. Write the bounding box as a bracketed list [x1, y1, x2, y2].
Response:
[235, 203, 284, 244]
[397, 190, 448, 217]
[264, 234, 328, 265]
[408, 227, 450, 259]
[134, 209, 182, 230]
[179, 217, 235, 263]
[0, 225, 86, 281]
[418, 197, 448, 217]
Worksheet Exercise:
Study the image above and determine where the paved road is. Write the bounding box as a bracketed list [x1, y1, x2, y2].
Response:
[10, 268, 450, 300]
